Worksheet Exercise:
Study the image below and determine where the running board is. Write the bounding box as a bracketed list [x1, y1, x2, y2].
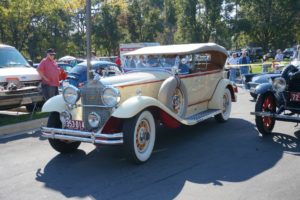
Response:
[183, 109, 222, 125]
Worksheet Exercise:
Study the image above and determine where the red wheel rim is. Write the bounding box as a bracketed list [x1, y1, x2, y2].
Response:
[262, 95, 275, 128]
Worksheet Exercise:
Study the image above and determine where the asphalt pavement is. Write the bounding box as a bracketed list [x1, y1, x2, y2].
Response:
[1, 88, 300, 200]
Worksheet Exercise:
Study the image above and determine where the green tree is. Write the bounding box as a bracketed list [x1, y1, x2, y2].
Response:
[238, 0, 300, 50]
[92, 3, 122, 55]
[126, 0, 163, 42]
[174, 0, 198, 43]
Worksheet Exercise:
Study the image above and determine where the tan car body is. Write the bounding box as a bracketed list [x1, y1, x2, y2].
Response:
[41, 43, 237, 163]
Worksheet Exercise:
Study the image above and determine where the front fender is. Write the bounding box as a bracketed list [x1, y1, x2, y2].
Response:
[255, 83, 273, 95]
[42, 94, 65, 113]
[112, 96, 169, 119]
[208, 79, 233, 110]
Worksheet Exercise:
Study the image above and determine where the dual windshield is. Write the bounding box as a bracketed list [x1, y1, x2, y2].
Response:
[123, 54, 211, 73]
[124, 55, 192, 69]
[0, 48, 29, 68]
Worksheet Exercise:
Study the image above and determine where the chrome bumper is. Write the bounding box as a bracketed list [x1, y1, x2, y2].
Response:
[41, 127, 123, 145]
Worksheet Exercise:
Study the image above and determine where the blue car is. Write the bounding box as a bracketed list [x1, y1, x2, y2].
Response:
[243, 72, 282, 100]
[65, 60, 122, 87]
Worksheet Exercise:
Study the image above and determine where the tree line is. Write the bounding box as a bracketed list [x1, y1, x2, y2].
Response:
[0, 0, 299, 62]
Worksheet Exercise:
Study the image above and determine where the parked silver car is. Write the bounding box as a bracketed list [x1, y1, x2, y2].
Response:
[0, 44, 43, 111]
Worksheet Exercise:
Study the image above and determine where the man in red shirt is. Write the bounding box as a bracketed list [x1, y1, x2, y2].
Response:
[37, 48, 60, 100]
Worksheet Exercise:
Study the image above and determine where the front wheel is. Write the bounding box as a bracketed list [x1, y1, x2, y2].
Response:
[47, 112, 81, 153]
[255, 92, 276, 135]
[215, 88, 232, 123]
[123, 110, 156, 164]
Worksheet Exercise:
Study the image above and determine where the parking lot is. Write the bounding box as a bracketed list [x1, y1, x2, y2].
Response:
[0, 89, 299, 200]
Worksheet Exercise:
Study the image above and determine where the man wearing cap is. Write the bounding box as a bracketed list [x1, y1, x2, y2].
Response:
[37, 48, 60, 100]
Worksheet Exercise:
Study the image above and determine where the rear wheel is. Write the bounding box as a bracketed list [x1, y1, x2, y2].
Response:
[255, 93, 276, 135]
[47, 112, 81, 153]
[215, 89, 232, 123]
[123, 110, 156, 164]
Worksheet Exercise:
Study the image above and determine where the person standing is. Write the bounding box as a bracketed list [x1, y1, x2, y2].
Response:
[115, 56, 122, 71]
[274, 49, 284, 62]
[292, 45, 300, 60]
[226, 52, 239, 83]
[239, 50, 251, 75]
[37, 48, 60, 100]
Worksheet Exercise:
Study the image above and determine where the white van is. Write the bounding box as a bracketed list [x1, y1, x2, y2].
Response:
[0, 44, 43, 111]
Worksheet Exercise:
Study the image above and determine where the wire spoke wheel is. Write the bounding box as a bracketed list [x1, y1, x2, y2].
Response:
[215, 89, 232, 122]
[171, 88, 185, 116]
[123, 110, 156, 164]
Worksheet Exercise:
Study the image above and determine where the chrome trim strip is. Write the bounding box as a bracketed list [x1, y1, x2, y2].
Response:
[41, 127, 123, 145]
[82, 104, 113, 108]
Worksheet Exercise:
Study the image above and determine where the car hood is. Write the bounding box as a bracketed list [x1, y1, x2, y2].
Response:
[252, 73, 281, 83]
[0, 66, 41, 82]
[100, 70, 171, 87]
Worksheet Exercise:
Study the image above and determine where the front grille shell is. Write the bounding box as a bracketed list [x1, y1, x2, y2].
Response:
[81, 80, 112, 132]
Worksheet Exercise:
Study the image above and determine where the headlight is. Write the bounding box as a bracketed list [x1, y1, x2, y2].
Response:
[272, 77, 286, 92]
[63, 85, 80, 105]
[102, 86, 120, 107]
[88, 112, 101, 128]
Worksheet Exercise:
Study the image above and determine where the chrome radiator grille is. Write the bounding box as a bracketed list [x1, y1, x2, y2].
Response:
[81, 80, 112, 131]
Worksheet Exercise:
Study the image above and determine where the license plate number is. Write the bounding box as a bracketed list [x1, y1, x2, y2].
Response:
[290, 92, 300, 102]
[65, 120, 84, 130]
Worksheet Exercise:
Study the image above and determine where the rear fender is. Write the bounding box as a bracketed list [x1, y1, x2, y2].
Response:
[208, 79, 235, 109]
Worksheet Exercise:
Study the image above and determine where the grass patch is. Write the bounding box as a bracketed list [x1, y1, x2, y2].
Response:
[0, 112, 49, 126]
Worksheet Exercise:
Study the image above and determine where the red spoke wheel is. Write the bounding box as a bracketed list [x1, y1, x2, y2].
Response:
[255, 92, 276, 135]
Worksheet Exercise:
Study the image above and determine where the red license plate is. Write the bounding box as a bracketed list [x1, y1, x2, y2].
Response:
[290, 92, 300, 102]
[65, 120, 84, 130]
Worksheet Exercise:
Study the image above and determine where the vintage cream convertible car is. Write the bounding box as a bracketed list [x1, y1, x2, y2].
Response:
[41, 43, 237, 164]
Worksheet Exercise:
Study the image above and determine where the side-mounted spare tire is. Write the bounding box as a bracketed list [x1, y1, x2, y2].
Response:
[158, 76, 188, 118]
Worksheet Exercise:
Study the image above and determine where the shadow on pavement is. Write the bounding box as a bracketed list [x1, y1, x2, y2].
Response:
[35, 118, 300, 200]
[0, 130, 43, 144]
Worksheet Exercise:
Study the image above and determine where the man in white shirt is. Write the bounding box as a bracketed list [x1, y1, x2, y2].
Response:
[226, 52, 239, 83]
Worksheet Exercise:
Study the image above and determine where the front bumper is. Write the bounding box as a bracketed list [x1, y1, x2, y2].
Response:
[0, 89, 43, 108]
[251, 112, 300, 123]
[41, 127, 123, 145]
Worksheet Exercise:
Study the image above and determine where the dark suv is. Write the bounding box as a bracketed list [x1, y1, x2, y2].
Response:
[0, 44, 43, 111]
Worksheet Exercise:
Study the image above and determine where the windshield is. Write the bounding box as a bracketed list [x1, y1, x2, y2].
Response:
[0, 48, 29, 68]
[124, 55, 192, 69]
